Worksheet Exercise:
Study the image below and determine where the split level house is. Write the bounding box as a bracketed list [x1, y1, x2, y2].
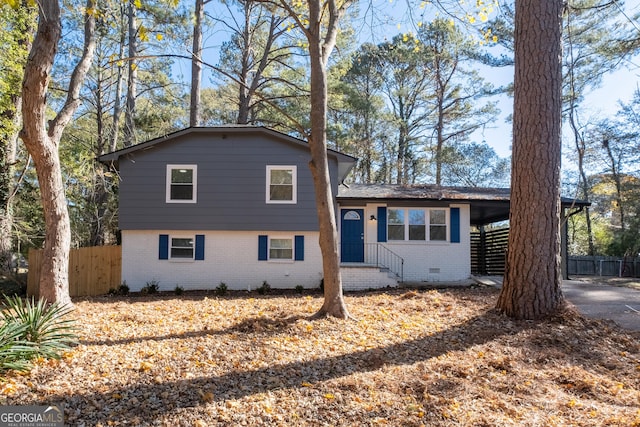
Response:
[98, 126, 587, 292]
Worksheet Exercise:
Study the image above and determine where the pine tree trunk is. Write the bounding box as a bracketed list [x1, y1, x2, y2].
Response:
[496, 0, 564, 319]
[190, 0, 204, 127]
[109, 16, 127, 152]
[237, 3, 251, 125]
[124, 1, 137, 147]
[602, 140, 625, 231]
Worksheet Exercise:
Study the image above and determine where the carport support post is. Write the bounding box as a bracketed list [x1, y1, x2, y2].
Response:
[479, 225, 487, 275]
[561, 209, 568, 280]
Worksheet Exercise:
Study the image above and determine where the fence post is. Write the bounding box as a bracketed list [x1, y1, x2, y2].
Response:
[479, 226, 487, 275]
[618, 260, 622, 278]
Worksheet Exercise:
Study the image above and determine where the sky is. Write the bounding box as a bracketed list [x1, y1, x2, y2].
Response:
[378, 0, 640, 159]
[476, 65, 640, 158]
[192, 0, 640, 160]
[355, 0, 640, 160]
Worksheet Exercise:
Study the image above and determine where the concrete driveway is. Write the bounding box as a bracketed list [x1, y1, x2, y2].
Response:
[562, 278, 640, 331]
[472, 276, 640, 331]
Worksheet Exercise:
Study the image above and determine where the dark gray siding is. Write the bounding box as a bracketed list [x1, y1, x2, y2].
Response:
[118, 130, 339, 231]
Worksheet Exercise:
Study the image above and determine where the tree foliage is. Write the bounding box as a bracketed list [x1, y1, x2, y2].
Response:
[0, 2, 36, 271]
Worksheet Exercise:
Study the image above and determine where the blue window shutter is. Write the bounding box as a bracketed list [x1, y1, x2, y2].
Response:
[159, 234, 169, 260]
[295, 235, 304, 261]
[377, 207, 387, 242]
[258, 235, 268, 261]
[195, 235, 205, 260]
[450, 207, 460, 243]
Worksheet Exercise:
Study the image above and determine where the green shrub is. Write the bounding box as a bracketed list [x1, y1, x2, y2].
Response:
[295, 285, 305, 294]
[257, 281, 271, 295]
[141, 280, 160, 294]
[109, 282, 130, 296]
[174, 285, 184, 295]
[0, 295, 77, 372]
[216, 282, 228, 296]
[0, 320, 33, 372]
[118, 282, 130, 295]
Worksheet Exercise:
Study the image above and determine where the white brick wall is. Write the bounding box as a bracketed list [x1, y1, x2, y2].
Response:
[378, 204, 471, 282]
[341, 267, 399, 291]
[340, 203, 471, 283]
[122, 203, 471, 292]
[384, 204, 470, 282]
[121, 230, 324, 292]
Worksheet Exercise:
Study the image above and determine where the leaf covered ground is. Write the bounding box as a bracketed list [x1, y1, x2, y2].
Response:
[2, 287, 639, 426]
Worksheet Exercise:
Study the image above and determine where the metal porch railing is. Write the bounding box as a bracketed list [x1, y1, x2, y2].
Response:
[364, 243, 404, 282]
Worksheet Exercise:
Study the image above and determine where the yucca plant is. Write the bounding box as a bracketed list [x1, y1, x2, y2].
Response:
[2, 295, 77, 360]
[0, 320, 34, 372]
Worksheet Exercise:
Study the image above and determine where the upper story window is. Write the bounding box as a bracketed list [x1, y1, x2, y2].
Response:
[166, 165, 197, 203]
[266, 165, 297, 204]
[388, 208, 448, 241]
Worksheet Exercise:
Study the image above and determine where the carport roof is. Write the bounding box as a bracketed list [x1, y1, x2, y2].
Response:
[337, 184, 590, 226]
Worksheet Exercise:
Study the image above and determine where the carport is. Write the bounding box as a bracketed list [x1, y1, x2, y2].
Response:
[465, 187, 590, 279]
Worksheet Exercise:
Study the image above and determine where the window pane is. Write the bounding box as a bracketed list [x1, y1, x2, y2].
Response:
[270, 239, 291, 249]
[388, 209, 404, 224]
[171, 238, 194, 258]
[270, 248, 293, 259]
[430, 209, 446, 225]
[172, 238, 192, 246]
[408, 210, 425, 240]
[409, 225, 426, 240]
[171, 248, 194, 258]
[171, 185, 193, 200]
[270, 239, 293, 259]
[409, 210, 425, 225]
[430, 225, 447, 241]
[388, 224, 405, 240]
[343, 211, 361, 220]
[388, 209, 405, 240]
[270, 185, 293, 201]
[171, 169, 193, 184]
[270, 169, 292, 185]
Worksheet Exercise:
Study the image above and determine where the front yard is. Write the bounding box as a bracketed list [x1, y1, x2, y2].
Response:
[2, 287, 639, 426]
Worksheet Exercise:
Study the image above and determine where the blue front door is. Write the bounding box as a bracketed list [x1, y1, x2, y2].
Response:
[341, 209, 364, 262]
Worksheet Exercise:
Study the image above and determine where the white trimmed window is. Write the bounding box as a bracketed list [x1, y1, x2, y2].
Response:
[171, 237, 194, 259]
[166, 165, 197, 203]
[388, 208, 448, 241]
[429, 209, 447, 241]
[269, 237, 293, 260]
[266, 165, 297, 204]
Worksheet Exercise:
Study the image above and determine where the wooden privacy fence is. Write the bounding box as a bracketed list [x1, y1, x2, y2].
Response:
[27, 246, 122, 298]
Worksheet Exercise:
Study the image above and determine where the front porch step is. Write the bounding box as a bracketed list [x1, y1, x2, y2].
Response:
[340, 264, 399, 291]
